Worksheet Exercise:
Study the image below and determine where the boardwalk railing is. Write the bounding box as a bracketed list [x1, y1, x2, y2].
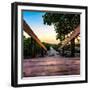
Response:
[60, 25, 80, 48]
[23, 20, 47, 58]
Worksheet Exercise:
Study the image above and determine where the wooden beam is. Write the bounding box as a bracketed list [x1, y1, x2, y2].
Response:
[23, 20, 47, 51]
[60, 25, 80, 48]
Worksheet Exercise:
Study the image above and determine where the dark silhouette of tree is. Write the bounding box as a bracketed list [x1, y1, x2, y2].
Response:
[43, 13, 80, 56]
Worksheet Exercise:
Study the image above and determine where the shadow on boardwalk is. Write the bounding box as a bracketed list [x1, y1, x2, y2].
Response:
[23, 55, 80, 77]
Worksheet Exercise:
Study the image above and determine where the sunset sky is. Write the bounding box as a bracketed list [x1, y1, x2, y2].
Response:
[23, 11, 59, 44]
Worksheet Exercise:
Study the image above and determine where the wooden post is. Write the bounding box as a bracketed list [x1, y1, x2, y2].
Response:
[62, 47, 64, 56]
[41, 48, 44, 57]
[71, 38, 75, 57]
[31, 37, 36, 58]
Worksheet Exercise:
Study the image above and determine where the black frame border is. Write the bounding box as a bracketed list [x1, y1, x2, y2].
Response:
[11, 2, 88, 87]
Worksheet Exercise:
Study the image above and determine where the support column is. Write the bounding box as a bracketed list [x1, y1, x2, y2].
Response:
[31, 37, 36, 58]
[62, 47, 64, 56]
[41, 48, 44, 57]
[71, 38, 75, 57]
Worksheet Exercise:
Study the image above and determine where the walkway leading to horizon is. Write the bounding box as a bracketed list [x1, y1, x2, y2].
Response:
[23, 56, 80, 77]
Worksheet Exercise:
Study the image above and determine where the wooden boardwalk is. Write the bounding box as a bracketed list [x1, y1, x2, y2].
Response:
[23, 56, 80, 77]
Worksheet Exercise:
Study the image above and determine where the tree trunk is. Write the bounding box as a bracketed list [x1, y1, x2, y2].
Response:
[71, 38, 75, 57]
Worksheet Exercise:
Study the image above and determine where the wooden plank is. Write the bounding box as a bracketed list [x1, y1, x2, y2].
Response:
[60, 25, 80, 48]
[23, 57, 80, 77]
[23, 20, 47, 51]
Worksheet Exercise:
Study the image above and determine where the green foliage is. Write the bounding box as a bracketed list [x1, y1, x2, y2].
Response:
[42, 42, 51, 50]
[43, 13, 80, 57]
[24, 36, 42, 58]
[43, 13, 80, 41]
[23, 35, 59, 58]
[23, 36, 31, 58]
[42, 42, 59, 51]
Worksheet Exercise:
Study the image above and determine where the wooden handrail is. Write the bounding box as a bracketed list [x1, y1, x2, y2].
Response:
[60, 25, 80, 48]
[23, 20, 47, 51]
